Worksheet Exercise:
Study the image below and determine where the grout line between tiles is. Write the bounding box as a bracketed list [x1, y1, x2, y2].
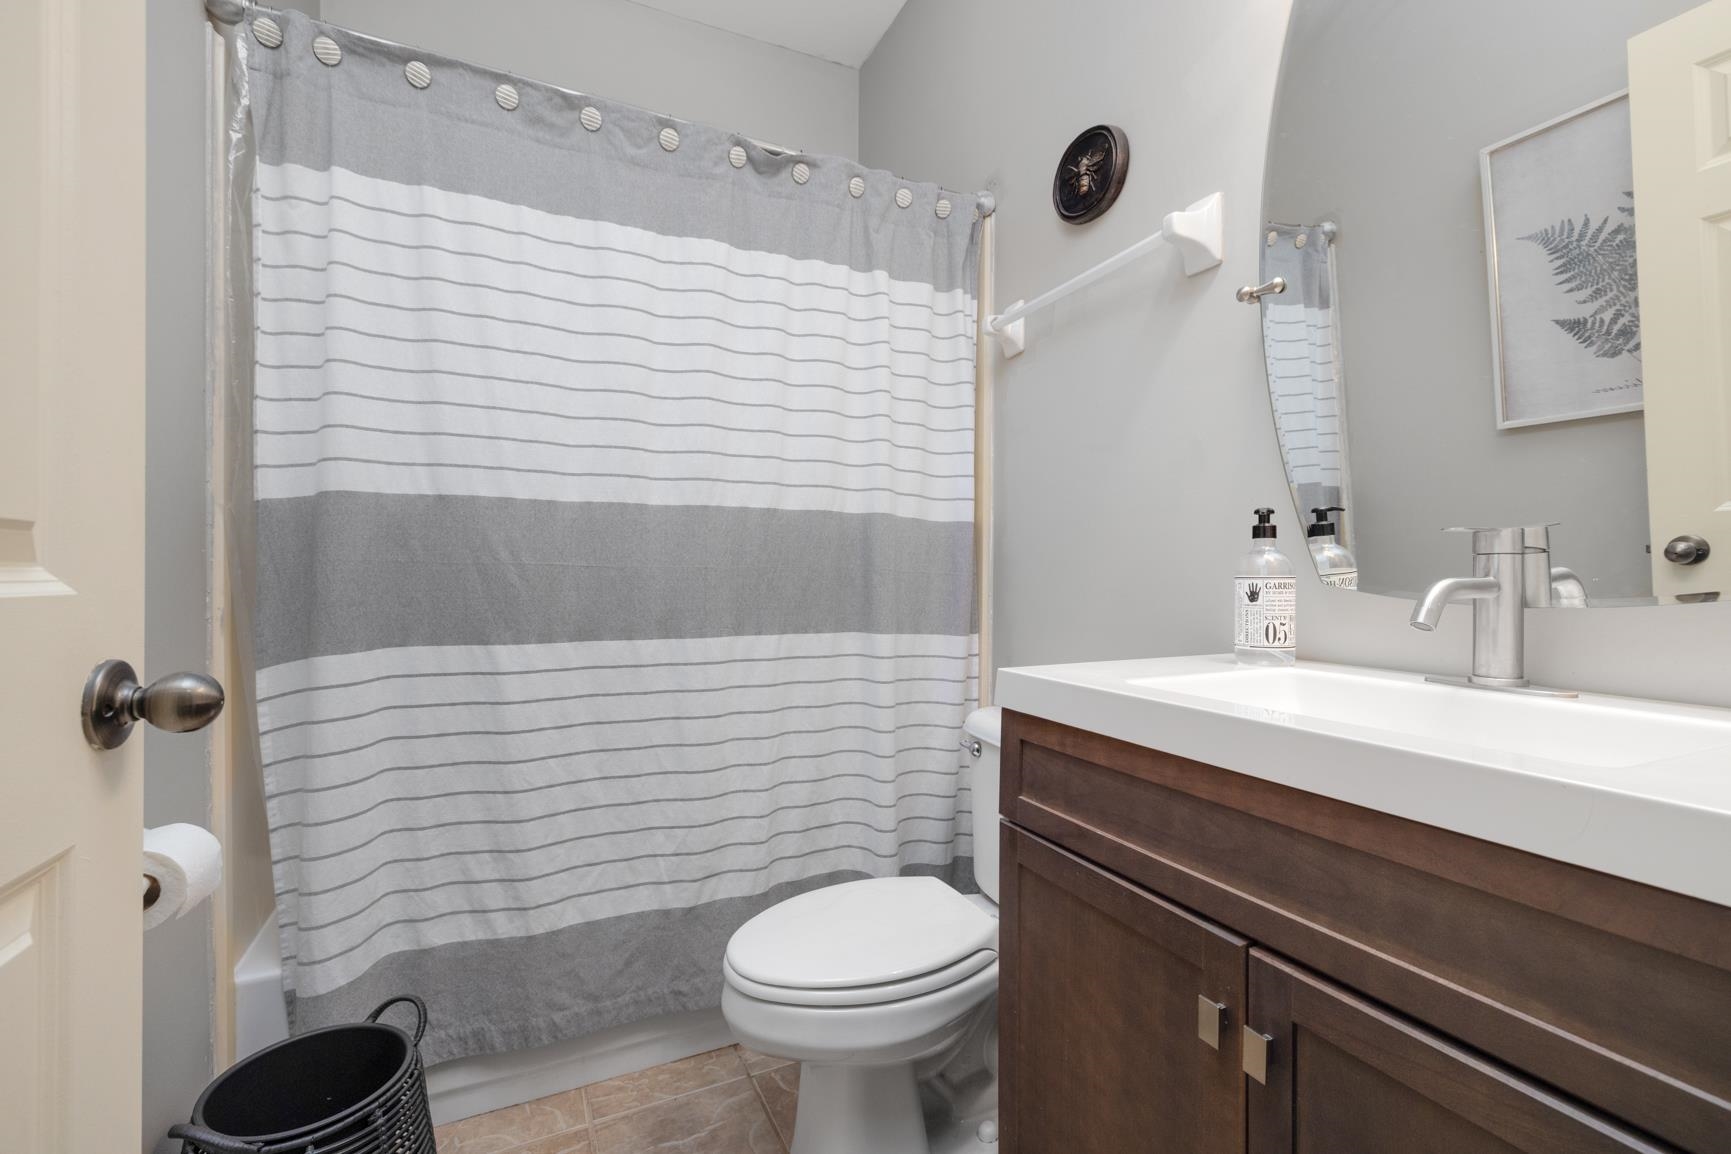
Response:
[480, 1121, 590, 1154]
[586, 1070, 753, 1129]
[453, 1049, 774, 1151]
[745, 1070, 791, 1154]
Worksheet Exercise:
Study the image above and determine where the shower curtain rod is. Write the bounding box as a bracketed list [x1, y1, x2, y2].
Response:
[206, 1, 999, 219]
[202, 0, 807, 157]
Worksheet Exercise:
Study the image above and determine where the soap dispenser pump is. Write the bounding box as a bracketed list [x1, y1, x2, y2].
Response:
[1307, 506, 1359, 590]
[1235, 507, 1297, 666]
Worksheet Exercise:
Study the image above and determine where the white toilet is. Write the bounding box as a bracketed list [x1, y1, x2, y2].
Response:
[721, 707, 1003, 1154]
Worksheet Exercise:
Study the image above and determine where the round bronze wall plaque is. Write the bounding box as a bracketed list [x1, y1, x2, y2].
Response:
[1053, 124, 1130, 225]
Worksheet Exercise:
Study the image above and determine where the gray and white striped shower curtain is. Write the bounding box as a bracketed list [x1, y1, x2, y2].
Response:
[1261, 224, 1352, 533]
[240, 9, 980, 1063]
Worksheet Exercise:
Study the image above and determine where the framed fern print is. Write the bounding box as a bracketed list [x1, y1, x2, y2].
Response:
[1481, 91, 1642, 429]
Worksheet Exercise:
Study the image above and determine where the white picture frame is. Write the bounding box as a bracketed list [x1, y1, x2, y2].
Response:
[1480, 91, 1643, 430]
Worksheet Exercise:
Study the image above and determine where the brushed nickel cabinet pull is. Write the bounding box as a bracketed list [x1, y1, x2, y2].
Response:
[1242, 1026, 1274, 1084]
[1197, 996, 1228, 1050]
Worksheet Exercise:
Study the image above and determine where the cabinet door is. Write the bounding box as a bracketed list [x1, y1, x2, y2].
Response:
[1245, 949, 1675, 1154]
[1000, 826, 1247, 1154]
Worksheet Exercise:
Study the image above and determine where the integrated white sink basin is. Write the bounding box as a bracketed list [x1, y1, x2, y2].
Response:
[1131, 665, 1731, 770]
[996, 656, 1731, 907]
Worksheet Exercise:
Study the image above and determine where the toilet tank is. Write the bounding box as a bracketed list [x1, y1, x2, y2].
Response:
[963, 707, 1003, 903]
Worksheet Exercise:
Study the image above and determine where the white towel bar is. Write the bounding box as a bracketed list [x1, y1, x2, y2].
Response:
[985, 191, 1224, 357]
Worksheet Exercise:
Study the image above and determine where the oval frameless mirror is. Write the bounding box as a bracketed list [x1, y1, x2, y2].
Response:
[1258, 0, 1726, 606]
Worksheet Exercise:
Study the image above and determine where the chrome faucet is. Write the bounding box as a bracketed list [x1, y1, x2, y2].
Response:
[1409, 527, 1576, 697]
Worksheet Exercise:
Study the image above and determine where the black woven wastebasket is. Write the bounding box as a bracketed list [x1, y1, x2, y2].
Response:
[168, 995, 435, 1154]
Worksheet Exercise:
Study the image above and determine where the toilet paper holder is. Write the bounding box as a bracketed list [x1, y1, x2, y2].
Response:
[141, 824, 224, 931]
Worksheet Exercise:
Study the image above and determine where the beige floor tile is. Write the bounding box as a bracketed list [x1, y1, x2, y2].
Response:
[583, 1046, 747, 1121]
[511, 1129, 593, 1154]
[433, 1086, 584, 1154]
[591, 1079, 783, 1154]
[518, 1087, 588, 1135]
[751, 1064, 799, 1146]
[733, 1045, 793, 1076]
[432, 1111, 529, 1154]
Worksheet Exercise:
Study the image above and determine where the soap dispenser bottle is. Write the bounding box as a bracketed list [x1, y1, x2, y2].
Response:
[1306, 506, 1359, 590]
[1235, 507, 1297, 666]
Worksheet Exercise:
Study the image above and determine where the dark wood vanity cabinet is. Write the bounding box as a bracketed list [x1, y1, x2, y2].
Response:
[999, 827, 1246, 1154]
[996, 710, 1731, 1154]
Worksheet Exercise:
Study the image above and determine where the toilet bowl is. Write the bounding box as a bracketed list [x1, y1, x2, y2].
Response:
[720, 707, 1002, 1154]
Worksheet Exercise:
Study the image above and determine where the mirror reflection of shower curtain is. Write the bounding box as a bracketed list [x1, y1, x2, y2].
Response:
[232, 8, 982, 1065]
[1262, 224, 1354, 548]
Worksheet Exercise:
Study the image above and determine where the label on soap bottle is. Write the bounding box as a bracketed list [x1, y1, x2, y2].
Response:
[1234, 576, 1297, 649]
[1321, 570, 1359, 590]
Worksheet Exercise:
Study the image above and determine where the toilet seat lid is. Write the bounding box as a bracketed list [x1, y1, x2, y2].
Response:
[726, 876, 997, 991]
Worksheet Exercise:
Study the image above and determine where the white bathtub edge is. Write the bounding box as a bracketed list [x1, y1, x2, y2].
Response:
[233, 917, 735, 1126]
[234, 916, 290, 1063]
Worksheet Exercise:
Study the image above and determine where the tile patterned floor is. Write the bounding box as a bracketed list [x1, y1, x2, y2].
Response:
[434, 1045, 800, 1154]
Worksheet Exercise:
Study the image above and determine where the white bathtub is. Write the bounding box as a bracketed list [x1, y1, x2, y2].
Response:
[234, 918, 735, 1124]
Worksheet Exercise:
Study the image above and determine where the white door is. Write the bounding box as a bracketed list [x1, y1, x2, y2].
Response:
[1632, 0, 1731, 598]
[0, 1, 148, 1150]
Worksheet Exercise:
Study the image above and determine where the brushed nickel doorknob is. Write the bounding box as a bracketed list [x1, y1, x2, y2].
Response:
[1663, 535, 1711, 566]
[81, 660, 225, 750]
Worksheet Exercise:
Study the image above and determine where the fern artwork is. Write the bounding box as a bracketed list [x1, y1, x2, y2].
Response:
[1519, 191, 1640, 362]
[1480, 92, 1644, 428]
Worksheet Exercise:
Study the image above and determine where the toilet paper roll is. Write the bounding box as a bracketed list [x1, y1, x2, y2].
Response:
[143, 823, 223, 931]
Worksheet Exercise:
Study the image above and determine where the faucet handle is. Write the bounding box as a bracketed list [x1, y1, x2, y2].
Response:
[1520, 523, 1561, 553]
[1443, 527, 1528, 555]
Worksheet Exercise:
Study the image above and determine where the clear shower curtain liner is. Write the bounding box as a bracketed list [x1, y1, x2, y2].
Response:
[221, 7, 982, 1064]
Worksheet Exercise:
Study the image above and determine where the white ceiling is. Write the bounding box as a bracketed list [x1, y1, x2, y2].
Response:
[626, 0, 911, 68]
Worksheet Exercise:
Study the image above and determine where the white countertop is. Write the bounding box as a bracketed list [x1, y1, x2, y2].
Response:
[995, 655, 1731, 908]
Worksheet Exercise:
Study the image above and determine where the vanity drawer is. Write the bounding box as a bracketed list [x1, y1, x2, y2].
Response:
[1001, 709, 1731, 1154]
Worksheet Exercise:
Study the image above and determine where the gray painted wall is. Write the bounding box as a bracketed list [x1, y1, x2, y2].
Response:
[862, 0, 1298, 674]
[861, 0, 1731, 708]
[1266, 0, 1695, 601]
[320, 0, 860, 158]
[143, 6, 322, 1148]
[144, 4, 217, 1151]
